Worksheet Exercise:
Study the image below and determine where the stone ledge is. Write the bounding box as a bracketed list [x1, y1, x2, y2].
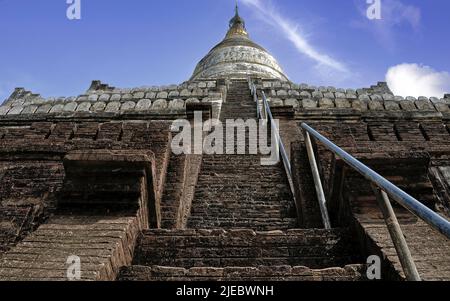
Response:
[0, 80, 225, 118]
[117, 264, 367, 281]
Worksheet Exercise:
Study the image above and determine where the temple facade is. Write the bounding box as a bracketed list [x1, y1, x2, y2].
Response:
[0, 8, 449, 281]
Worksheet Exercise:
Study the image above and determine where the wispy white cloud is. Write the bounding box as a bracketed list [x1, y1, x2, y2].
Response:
[352, 0, 421, 50]
[386, 63, 450, 98]
[241, 0, 349, 74]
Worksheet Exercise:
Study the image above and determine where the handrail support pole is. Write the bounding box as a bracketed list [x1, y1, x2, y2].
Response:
[371, 185, 421, 281]
[304, 130, 332, 229]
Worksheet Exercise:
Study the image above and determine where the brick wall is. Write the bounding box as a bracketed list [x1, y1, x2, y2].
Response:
[0, 120, 172, 255]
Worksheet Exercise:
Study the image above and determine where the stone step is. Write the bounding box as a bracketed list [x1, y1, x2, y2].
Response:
[189, 208, 293, 215]
[189, 201, 292, 207]
[189, 209, 292, 218]
[189, 201, 292, 208]
[196, 173, 286, 179]
[118, 264, 367, 281]
[187, 218, 298, 231]
[131, 228, 362, 269]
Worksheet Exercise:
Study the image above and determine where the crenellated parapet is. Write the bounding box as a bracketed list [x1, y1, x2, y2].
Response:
[0, 80, 225, 119]
[257, 80, 450, 117]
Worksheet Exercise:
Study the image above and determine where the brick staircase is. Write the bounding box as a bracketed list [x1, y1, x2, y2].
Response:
[188, 80, 297, 231]
[118, 80, 365, 281]
[187, 155, 297, 230]
[220, 80, 257, 120]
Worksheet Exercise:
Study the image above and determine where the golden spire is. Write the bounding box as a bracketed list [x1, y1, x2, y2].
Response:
[226, 1, 248, 38]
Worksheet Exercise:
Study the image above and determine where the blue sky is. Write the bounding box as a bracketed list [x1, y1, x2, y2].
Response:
[1, 0, 450, 102]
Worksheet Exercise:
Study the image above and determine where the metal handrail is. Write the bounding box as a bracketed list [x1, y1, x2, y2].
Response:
[249, 81, 331, 229]
[300, 123, 450, 280]
[249, 81, 291, 175]
[249, 81, 263, 120]
[301, 122, 450, 239]
[249, 80, 297, 214]
[262, 91, 292, 176]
